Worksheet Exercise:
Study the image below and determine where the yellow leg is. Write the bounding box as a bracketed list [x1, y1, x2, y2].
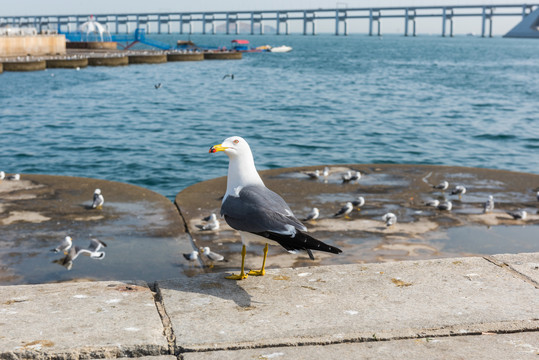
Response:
[248, 243, 268, 276]
[225, 245, 248, 280]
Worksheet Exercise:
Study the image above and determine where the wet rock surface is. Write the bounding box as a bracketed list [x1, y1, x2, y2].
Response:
[176, 164, 539, 274]
[0, 174, 196, 285]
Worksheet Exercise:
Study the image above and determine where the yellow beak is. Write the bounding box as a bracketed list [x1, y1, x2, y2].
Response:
[209, 144, 228, 153]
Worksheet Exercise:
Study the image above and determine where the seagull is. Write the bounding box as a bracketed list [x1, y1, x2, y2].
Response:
[60, 245, 104, 270]
[350, 171, 361, 181]
[196, 216, 220, 231]
[425, 199, 440, 207]
[222, 74, 234, 80]
[322, 167, 329, 177]
[200, 246, 225, 262]
[87, 238, 107, 255]
[433, 181, 449, 192]
[92, 189, 104, 209]
[506, 210, 527, 220]
[209, 136, 342, 280]
[451, 185, 466, 199]
[154, 83, 162, 89]
[7, 174, 20, 181]
[341, 171, 353, 183]
[536, 191, 539, 201]
[202, 213, 217, 222]
[302, 207, 319, 221]
[183, 250, 199, 261]
[483, 195, 494, 213]
[51, 236, 73, 253]
[304, 169, 320, 179]
[351, 196, 365, 210]
[334, 202, 353, 219]
[437, 201, 453, 211]
[382, 212, 397, 227]
[0, 171, 5, 181]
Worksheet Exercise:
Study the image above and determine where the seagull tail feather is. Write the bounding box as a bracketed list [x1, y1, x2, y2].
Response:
[256, 230, 342, 258]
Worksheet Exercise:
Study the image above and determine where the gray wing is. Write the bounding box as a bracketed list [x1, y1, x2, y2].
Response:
[221, 185, 306, 235]
[88, 239, 107, 252]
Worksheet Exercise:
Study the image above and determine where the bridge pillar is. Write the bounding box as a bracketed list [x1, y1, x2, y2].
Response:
[303, 11, 315, 35]
[335, 10, 347, 36]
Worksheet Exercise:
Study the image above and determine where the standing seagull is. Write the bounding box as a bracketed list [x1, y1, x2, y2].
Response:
[433, 181, 449, 192]
[437, 201, 453, 211]
[210, 136, 342, 280]
[334, 202, 353, 219]
[451, 185, 467, 199]
[0, 171, 5, 182]
[351, 196, 365, 210]
[302, 207, 320, 222]
[382, 212, 397, 227]
[200, 246, 225, 262]
[92, 189, 104, 209]
[483, 195, 495, 213]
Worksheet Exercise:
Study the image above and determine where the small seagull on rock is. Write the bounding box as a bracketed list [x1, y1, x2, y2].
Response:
[51, 236, 73, 254]
[196, 214, 220, 231]
[304, 169, 320, 179]
[200, 246, 225, 262]
[507, 210, 527, 220]
[7, 174, 20, 181]
[322, 167, 330, 177]
[425, 199, 440, 207]
[451, 185, 467, 199]
[433, 181, 449, 192]
[351, 196, 365, 210]
[341, 171, 353, 183]
[350, 171, 361, 181]
[92, 189, 104, 209]
[382, 212, 397, 227]
[183, 250, 199, 261]
[0, 171, 5, 181]
[483, 195, 494, 213]
[302, 207, 319, 222]
[437, 201, 453, 211]
[334, 202, 353, 219]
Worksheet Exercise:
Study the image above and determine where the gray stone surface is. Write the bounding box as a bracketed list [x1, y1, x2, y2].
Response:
[493, 252, 539, 284]
[157, 256, 539, 352]
[0, 280, 168, 358]
[183, 332, 539, 360]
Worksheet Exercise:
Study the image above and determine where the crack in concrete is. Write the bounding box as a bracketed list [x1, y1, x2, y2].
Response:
[149, 281, 178, 357]
[483, 256, 539, 289]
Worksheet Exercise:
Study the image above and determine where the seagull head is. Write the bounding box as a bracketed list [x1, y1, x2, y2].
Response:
[94, 188, 101, 195]
[209, 136, 252, 160]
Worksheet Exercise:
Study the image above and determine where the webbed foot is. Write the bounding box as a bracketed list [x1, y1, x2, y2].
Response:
[248, 269, 265, 276]
[225, 273, 248, 280]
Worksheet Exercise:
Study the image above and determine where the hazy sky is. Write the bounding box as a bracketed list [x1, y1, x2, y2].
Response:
[2, 1, 530, 34]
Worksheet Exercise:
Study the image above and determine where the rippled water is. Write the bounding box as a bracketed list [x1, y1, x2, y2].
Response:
[1, 35, 538, 200]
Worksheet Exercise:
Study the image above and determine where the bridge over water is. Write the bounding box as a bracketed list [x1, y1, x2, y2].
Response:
[1, 4, 538, 37]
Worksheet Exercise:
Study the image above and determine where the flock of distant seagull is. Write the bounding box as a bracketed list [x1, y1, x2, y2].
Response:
[1, 172, 107, 270]
[187, 166, 538, 262]
[1, 167, 536, 269]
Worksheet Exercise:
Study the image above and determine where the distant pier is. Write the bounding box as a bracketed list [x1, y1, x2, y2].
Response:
[1, 4, 538, 37]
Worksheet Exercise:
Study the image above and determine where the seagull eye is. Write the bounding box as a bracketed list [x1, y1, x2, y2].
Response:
[233, 139, 239, 144]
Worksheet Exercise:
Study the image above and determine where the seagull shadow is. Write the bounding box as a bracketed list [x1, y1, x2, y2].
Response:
[155, 272, 253, 308]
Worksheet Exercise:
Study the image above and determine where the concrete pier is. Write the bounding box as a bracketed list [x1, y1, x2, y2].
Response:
[0, 253, 537, 358]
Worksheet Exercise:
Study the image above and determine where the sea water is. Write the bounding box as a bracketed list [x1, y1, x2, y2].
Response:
[1, 34, 538, 200]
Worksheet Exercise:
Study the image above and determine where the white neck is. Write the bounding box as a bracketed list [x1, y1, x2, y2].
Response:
[225, 148, 264, 197]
